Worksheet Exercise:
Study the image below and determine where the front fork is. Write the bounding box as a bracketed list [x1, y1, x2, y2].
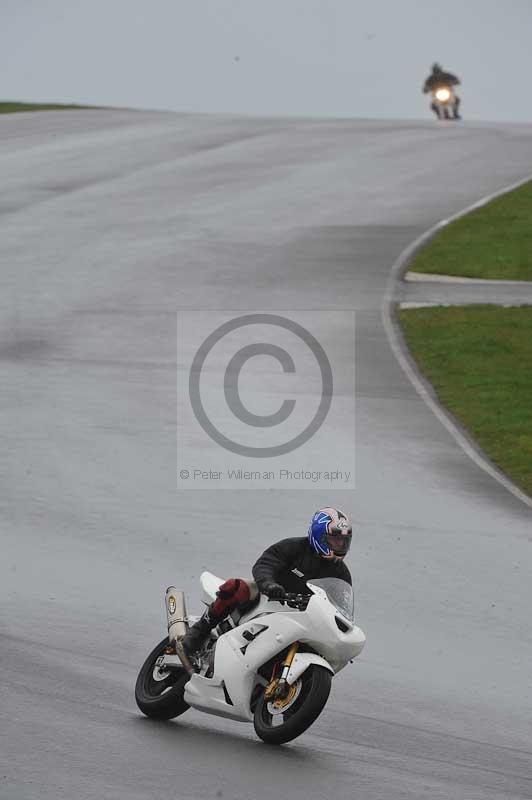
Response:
[264, 642, 299, 701]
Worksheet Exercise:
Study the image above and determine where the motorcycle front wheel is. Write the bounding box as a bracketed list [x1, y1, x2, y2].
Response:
[253, 665, 332, 745]
[135, 637, 190, 720]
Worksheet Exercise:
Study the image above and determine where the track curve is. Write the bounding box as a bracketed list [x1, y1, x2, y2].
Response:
[1, 110, 532, 799]
[383, 172, 532, 512]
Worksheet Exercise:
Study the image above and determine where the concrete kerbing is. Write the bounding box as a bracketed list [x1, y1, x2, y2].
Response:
[399, 302, 446, 309]
[381, 173, 532, 511]
[405, 271, 532, 286]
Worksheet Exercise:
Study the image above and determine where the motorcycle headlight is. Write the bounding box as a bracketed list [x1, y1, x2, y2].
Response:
[435, 88, 451, 102]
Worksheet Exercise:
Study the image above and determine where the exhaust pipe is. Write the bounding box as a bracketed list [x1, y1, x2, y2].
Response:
[165, 586, 195, 674]
[165, 587, 188, 647]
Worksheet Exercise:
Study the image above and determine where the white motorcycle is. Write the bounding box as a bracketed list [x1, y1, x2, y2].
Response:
[135, 572, 366, 744]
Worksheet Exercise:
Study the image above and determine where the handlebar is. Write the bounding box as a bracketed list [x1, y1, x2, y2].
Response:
[267, 592, 312, 610]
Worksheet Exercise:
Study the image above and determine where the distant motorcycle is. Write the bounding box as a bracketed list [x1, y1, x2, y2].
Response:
[135, 571, 366, 744]
[431, 85, 460, 120]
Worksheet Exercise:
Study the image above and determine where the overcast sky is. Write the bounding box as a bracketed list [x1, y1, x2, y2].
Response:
[2, 0, 532, 121]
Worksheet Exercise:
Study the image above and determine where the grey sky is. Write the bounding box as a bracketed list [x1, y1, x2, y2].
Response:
[1, 0, 531, 121]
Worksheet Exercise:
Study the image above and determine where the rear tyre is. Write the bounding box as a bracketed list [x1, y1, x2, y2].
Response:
[253, 665, 332, 745]
[135, 637, 190, 720]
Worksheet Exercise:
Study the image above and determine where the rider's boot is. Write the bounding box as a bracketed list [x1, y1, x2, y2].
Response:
[177, 607, 220, 668]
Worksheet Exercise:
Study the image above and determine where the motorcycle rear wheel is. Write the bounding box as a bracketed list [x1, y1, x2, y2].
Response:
[253, 665, 331, 745]
[135, 637, 190, 720]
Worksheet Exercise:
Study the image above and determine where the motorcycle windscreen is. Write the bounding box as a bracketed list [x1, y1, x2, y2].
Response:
[308, 577, 354, 621]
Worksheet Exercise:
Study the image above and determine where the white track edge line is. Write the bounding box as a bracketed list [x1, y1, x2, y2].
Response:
[381, 172, 532, 511]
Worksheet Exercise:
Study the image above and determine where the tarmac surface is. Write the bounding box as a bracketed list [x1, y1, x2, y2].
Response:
[2, 110, 532, 800]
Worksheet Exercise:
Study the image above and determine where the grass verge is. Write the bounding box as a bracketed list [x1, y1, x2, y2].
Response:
[0, 101, 92, 114]
[398, 305, 532, 498]
[409, 180, 532, 281]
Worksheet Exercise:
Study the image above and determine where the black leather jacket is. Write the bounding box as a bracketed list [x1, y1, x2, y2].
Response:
[423, 71, 460, 93]
[253, 537, 352, 595]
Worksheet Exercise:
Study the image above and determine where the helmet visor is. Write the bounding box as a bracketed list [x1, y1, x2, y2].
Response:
[325, 525, 352, 556]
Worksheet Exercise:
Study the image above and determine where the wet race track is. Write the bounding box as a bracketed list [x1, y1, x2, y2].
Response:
[1, 110, 532, 799]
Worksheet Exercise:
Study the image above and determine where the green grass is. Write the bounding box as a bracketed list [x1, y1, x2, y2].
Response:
[398, 305, 532, 497]
[410, 180, 532, 281]
[0, 101, 92, 114]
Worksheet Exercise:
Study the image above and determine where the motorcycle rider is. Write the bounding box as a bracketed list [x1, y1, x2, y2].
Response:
[178, 507, 353, 661]
[423, 62, 461, 119]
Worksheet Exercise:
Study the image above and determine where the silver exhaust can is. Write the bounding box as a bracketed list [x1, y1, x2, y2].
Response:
[165, 587, 188, 647]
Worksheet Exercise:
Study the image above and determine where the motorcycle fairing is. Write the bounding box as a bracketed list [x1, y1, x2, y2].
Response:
[182, 590, 365, 723]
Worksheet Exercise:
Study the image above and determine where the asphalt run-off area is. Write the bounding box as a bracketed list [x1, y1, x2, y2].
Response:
[2, 110, 532, 800]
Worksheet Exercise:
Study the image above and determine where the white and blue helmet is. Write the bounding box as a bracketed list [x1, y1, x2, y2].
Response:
[308, 508, 352, 559]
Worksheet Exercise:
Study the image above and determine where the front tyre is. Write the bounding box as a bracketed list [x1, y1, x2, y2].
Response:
[135, 637, 190, 720]
[253, 665, 332, 745]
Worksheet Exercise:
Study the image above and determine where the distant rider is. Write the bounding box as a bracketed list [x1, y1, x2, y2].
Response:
[178, 507, 353, 661]
[423, 62, 461, 119]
